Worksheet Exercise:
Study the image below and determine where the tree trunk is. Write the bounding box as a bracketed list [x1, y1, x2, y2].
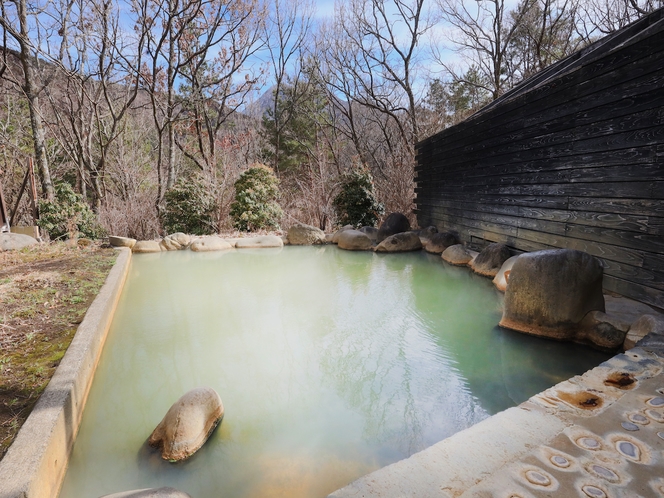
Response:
[16, 0, 54, 201]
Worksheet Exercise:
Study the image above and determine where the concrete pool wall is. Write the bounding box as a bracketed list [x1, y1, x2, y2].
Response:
[0, 248, 132, 498]
[1, 245, 663, 498]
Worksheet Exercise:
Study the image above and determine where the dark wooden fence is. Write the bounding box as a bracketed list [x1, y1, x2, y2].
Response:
[415, 8, 664, 310]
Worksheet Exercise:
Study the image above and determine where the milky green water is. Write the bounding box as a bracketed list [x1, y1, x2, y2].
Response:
[59, 246, 610, 498]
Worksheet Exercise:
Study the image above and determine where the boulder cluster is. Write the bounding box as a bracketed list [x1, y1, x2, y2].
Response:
[108, 213, 664, 364]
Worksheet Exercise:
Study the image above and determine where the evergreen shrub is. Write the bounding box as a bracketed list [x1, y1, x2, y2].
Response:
[230, 165, 282, 231]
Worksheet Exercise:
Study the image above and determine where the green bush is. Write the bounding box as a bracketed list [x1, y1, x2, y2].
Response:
[333, 169, 384, 228]
[37, 182, 106, 240]
[230, 165, 282, 231]
[161, 176, 216, 235]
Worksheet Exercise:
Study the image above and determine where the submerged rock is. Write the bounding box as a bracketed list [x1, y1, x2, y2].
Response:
[0, 233, 38, 251]
[338, 230, 373, 251]
[133, 240, 162, 253]
[425, 231, 460, 254]
[100, 488, 192, 498]
[376, 213, 410, 243]
[189, 237, 232, 252]
[287, 223, 326, 245]
[148, 387, 224, 462]
[441, 244, 474, 266]
[493, 255, 520, 292]
[160, 233, 191, 251]
[332, 225, 355, 244]
[499, 249, 605, 344]
[374, 231, 422, 253]
[470, 243, 511, 278]
[109, 235, 136, 249]
[235, 236, 284, 249]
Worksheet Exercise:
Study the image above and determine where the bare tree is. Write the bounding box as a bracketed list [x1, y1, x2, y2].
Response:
[42, 0, 149, 211]
[507, 0, 584, 82]
[0, 0, 55, 200]
[316, 0, 432, 217]
[331, 0, 432, 146]
[174, 0, 265, 174]
[578, 0, 663, 36]
[261, 0, 314, 175]
[434, 0, 535, 100]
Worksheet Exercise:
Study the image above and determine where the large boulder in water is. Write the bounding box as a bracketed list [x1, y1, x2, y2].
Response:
[359, 226, 378, 243]
[148, 387, 224, 462]
[499, 249, 605, 342]
[441, 244, 474, 266]
[332, 225, 354, 244]
[100, 488, 191, 498]
[376, 213, 410, 243]
[374, 231, 422, 253]
[235, 236, 283, 249]
[470, 243, 511, 278]
[160, 233, 191, 251]
[338, 230, 373, 251]
[0, 232, 38, 251]
[133, 240, 162, 253]
[189, 237, 232, 252]
[425, 231, 460, 254]
[493, 255, 520, 292]
[417, 226, 438, 244]
[287, 223, 326, 245]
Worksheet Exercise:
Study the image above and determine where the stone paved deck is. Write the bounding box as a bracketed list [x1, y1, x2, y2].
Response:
[329, 336, 664, 498]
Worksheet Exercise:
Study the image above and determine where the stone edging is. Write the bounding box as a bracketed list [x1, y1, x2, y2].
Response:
[328, 344, 664, 497]
[0, 248, 132, 498]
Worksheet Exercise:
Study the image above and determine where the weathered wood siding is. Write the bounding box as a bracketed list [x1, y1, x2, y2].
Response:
[415, 9, 664, 310]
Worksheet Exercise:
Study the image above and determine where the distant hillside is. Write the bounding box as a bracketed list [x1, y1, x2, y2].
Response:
[244, 85, 276, 118]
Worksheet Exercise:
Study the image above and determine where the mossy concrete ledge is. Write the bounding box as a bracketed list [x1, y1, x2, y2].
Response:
[0, 247, 132, 498]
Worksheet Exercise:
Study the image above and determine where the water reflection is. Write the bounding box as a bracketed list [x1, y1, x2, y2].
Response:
[59, 247, 610, 498]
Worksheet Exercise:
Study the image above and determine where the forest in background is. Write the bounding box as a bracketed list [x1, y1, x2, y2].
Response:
[0, 0, 662, 239]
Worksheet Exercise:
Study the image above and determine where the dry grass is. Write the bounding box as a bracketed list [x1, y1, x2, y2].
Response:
[0, 242, 116, 460]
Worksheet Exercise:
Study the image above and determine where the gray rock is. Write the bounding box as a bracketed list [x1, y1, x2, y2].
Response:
[376, 213, 410, 243]
[625, 314, 664, 350]
[499, 249, 605, 344]
[338, 230, 373, 251]
[160, 233, 191, 251]
[287, 223, 326, 245]
[325, 233, 334, 243]
[235, 236, 284, 249]
[374, 231, 422, 253]
[0, 233, 38, 251]
[470, 243, 511, 278]
[189, 237, 232, 252]
[331, 225, 355, 244]
[359, 226, 379, 243]
[108, 235, 136, 249]
[148, 387, 224, 462]
[424, 231, 461, 254]
[577, 310, 630, 351]
[441, 244, 474, 266]
[492, 255, 520, 292]
[100, 488, 192, 498]
[133, 240, 162, 253]
[419, 226, 438, 236]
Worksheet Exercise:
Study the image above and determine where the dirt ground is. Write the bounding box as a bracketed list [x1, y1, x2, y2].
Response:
[0, 242, 116, 460]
